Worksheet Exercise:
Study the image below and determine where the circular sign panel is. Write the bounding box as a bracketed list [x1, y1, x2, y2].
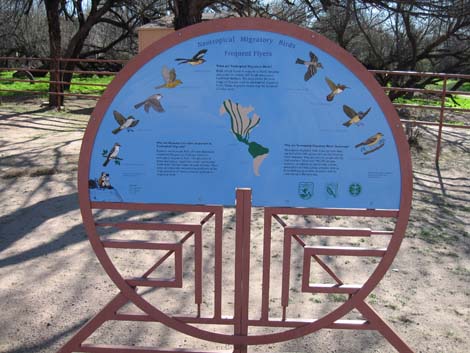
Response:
[82, 18, 409, 209]
[78, 18, 412, 346]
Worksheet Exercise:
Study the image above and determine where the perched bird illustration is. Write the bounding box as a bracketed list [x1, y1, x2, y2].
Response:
[134, 94, 164, 113]
[295, 51, 323, 81]
[98, 172, 112, 189]
[342, 105, 371, 127]
[175, 49, 207, 65]
[112, 110, 139, 134]
[155, 66, 182, 89]
[325, 77, 348, 101]
[355, 133, 384, 148]
[103, 143, 120, 167]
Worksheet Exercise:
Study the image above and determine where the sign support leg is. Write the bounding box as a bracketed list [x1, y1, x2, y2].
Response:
[57, 292, 129, 353]
[233, 188, 252, 353]
[356, 300, 414, 353]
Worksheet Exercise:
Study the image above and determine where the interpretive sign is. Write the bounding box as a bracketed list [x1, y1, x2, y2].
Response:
[87, 23, 403, 209]
[64, 18, 414, 353]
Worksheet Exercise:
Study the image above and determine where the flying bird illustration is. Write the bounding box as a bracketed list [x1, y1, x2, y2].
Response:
[295, 51, 323, 81]
[155, 66, 182, 89]
[103, 143, 120, 167]
[175, 49, 207, 65]
[112, 110, 139, 134]
[342, 105, 371, 127]
[355, 133, 384, 148]
[325, 77, 348, 101]
[134, 94, 164, 113]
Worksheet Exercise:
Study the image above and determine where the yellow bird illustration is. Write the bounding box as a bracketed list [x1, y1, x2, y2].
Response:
[342, 105, 371, 127]
[325, 77, 348, 101]
[155, 66, 182, 89]
[355, 133, 384, 148]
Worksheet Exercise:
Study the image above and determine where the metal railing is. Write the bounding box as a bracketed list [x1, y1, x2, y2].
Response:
[370, 70, 470, 164]
[0, 56, 126, 100]
[0, 57, 468, 163]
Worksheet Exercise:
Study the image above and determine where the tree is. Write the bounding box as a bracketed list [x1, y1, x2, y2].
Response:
[44, 0, 63, 106]
[17, 0, 168, 106]
[0, 2, 21, 58]
[298, 0, 470, 98]
[169, 0, 274, 29]
[5, 0, 469, 105]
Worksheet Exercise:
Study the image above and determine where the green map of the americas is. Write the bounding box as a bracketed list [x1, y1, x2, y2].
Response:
[219, 99, 269, 176]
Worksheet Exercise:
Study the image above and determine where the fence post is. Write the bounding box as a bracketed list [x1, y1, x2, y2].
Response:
[56, 57, 63, 110]
[435, 76, 447, 164]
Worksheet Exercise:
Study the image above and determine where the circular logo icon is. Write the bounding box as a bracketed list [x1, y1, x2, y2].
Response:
[298, 182, 313, 200]
[349, 183, 362, 197]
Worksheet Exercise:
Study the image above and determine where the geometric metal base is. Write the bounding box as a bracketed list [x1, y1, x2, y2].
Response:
[58, 292, 413, 352]
[60, 189, 414, 353]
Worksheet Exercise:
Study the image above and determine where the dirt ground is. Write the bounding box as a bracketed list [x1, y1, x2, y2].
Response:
[0, 98, 469, 353]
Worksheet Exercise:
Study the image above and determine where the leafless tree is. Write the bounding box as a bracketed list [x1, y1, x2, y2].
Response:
[11, 0, 168, 106]
[299, 0, 470, 97]
[3, 0, 469, 105]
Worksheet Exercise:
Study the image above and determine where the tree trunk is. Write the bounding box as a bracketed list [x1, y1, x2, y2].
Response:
[44, 0, 63, 108]
[61, 19, 99, 90]
[173, 0, 204, 30]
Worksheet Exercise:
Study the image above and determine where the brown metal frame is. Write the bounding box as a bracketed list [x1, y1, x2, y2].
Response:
[59, 17, 414, 352]
[370, 70, 470, 164]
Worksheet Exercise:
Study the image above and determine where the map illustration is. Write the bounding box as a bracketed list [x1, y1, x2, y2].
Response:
[219, 99, 269, 176]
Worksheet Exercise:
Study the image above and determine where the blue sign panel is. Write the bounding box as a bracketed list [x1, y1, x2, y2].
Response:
[88, 29, 401, 208]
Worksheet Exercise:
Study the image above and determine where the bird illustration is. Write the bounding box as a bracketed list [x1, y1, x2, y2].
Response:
[155, 66, 182, 89]
[355, 133, 384, 148]
[342, 105, 371, 127]
[112, 110, 139, 134]
[134, 94, 164, 113]
[325, 77, 348, 101]
[98, 172, 112, 189]
[175, 49, 207, 65]
[295, 51, 323, 81]
[103, 143, 120, 167]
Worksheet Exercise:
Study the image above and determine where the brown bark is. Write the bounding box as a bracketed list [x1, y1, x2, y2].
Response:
[44, 0, 63, 107]
[173, 0, 204, 30]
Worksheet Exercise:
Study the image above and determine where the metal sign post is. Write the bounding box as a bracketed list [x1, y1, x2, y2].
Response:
[60, 18, 414, 353]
